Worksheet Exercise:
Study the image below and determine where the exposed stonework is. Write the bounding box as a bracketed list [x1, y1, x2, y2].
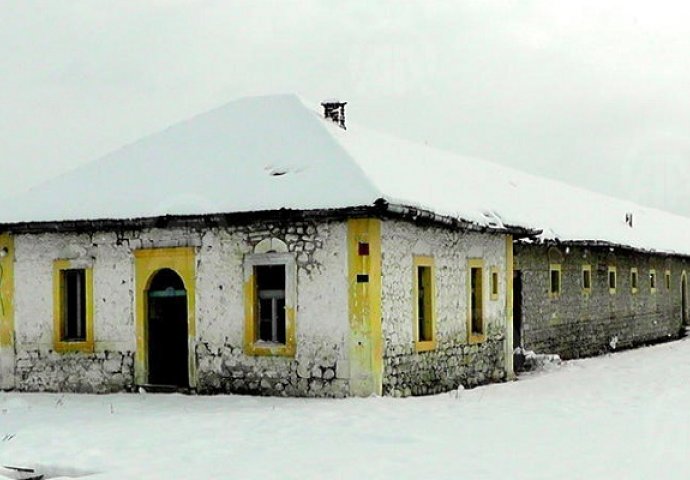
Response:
[6, 214, 516, 397]
[11, 218, 350, 396]
[15, 350, 134, 393]
[195, 342, 348, 397]
[380, 220, 509, 396]
[384, 333, 506, 396]
[515, 244, 690, 360]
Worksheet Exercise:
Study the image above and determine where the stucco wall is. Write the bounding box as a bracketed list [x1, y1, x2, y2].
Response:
[11, 219, 350, 396]
[515, 244, 689, 360]
[380, 220, 509, 396]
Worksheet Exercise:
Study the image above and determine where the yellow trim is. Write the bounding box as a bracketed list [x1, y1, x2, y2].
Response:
[549, 263, 562, 298]
[413, 255, 436, 353]
[52, 260, 94, 353]
[243, 255, 297, 357]
[649, 269, 657, 293]
[347, 219, 383, 397]
[505, 235, 514, 380]
[666, 270, 672, 290]
[608, 266, 617, 294]
[582, 264, 592, 295]
[134, 247, 196, 387]
[490, 267, 499, 301]
[630, 268, 639, 294]
[467, 258, 485, 344]
[0, 234, 14, 349]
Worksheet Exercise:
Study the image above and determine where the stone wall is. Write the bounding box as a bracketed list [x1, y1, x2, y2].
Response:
[380, 220, 509, 396]
[515, 244, 690, 360]
[10, 218, 350, 397]
[14, 350, 133, 393]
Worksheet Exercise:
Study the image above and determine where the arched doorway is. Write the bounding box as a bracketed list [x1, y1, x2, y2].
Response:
[147, 268, 189, 388]
[682, 273, 688, 327]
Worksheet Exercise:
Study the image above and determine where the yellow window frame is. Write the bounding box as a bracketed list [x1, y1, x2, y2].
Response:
[467, 258, 485, 344]
[549, 263, 562, 298]
[608, 266, 617, 294]
[53, 259, 94, 353]
[582, 264, 592, 295]
[244, 253, 297, 357]
[413, 256, 436, 352]
[490, 267, 500, 301]
[630, 268, 639, 294]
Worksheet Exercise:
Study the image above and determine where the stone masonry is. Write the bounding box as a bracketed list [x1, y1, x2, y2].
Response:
[11, 218, 350, 397]
[380, 220, 509, 396]
[515, 243, 690, 360]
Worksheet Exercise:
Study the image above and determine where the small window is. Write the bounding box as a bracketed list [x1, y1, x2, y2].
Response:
[244, 253, 296, 357]
[631, 268, 639, 294]
[549, 264, 561, 298]
[609, 267, 617, 294]
[255, 264, 286, 344]
[413, 256, 435, 351]
[469, 260, 484, 340]
[53, 261, 94, 353]
[582, 265, 592, 294]
[666, 270, 672, 290]
[650, 269, 657, 293]
[490, 268, 499, 301]
[61, 269, 87, 341]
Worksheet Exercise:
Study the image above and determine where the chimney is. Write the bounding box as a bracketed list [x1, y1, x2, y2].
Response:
[321, 100, 347, 129]
[625, 212, 634, 228]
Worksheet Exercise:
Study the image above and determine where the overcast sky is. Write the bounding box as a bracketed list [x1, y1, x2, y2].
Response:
[3, 0, 690, 216]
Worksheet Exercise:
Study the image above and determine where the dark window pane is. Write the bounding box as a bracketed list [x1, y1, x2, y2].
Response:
[255, 264, 286, 344]
[471, 267, 483, 334]
[62, 269, 86, 341]
[550, 270, 560, 294]
[416, 266, 433, 342]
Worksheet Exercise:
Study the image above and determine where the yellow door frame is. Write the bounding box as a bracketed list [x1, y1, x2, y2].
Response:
[134, 247, 197, 388]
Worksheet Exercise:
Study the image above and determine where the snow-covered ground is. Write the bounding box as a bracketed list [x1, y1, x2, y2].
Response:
[2, 339, 689, 480]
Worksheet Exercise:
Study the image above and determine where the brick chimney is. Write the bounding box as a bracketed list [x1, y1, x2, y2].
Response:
[321, 100, 347, 130]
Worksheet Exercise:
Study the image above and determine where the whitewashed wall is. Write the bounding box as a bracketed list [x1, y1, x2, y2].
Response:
[380, 220, 508, 396]
[10, 220, 350, 396]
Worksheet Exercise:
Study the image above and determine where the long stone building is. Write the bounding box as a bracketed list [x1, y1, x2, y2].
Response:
[0, 95, 688, 397]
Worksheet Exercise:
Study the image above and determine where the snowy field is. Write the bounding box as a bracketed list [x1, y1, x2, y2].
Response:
[1, 340, 689, 480]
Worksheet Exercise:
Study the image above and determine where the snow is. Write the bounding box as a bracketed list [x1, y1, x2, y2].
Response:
[4, 93, 690, 257]
[2, 339, 690, 479]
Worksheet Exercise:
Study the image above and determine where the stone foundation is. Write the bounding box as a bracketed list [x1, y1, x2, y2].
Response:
[195, 341, 349, 397]
[383, 331, 506, 397]
[15, 350, 134, 393]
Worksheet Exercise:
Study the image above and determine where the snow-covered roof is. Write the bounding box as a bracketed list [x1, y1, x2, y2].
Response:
[3, 94, 690, 256]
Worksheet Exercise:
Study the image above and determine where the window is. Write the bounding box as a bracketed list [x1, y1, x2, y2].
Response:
[582, 265, 592, 294]
[468, 259, 484, 341]
[490, 267, 499, 301]
[549, 264, 562, 298]
[62, 269, 86, 340]
[53, 260, 94, 353]
[413, 256, 435, 352]
[631, 268, 639, 294]
[244, 253, 296, 356]
[666, 270, 672, 290]
[608, 266, 617, 294]
[650, 269, 657, 293]
[256, 265, 286, 344]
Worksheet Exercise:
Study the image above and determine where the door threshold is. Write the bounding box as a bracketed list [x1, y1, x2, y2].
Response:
[138, 384, 191, 394]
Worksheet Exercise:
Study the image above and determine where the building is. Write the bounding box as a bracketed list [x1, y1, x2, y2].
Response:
[0, 94, 688, 397]
[0, 95, 528, 397]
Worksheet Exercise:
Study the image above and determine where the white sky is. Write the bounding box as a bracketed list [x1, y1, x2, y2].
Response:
[3, 0, 690, 215]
